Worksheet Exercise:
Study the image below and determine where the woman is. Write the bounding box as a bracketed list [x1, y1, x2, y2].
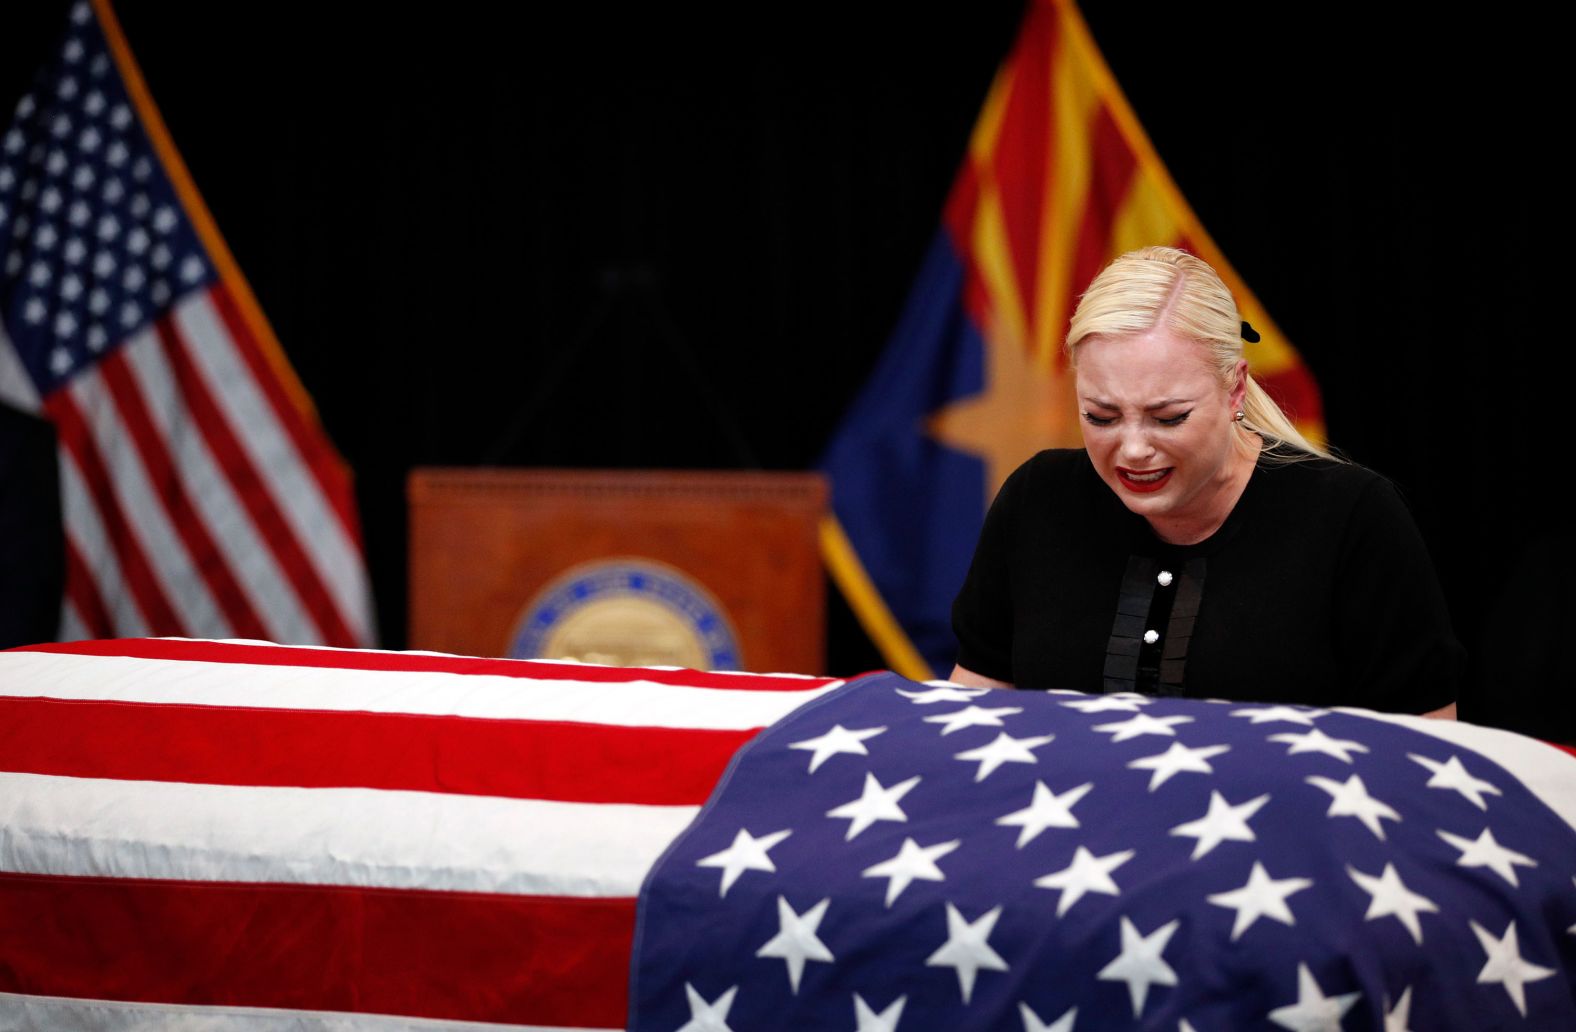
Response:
[949, 246, 1460, 717]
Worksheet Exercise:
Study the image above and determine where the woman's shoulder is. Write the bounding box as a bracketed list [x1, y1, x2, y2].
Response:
[989, 449, 1099, 521]
[1253, 454, 1416, 531]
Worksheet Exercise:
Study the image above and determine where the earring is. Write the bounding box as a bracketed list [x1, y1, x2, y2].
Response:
[1234, 410, 1245, 422]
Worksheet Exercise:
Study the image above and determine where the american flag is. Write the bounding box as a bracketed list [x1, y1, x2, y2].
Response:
[0, 637, 844, 1029]
[633, 676, 1576, 1030]
[0, 0, 373, 647]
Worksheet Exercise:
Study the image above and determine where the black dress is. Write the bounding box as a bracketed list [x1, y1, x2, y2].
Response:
[951, 449, 1461, 714]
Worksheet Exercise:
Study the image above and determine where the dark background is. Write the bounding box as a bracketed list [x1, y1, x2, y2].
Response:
[3, 3, 1568, 739]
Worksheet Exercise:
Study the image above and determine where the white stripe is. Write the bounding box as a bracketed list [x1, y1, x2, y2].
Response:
[0, 992, 616, 1032]
[1353, 708, 1576, 832]
[0, 650, 833, 729]
[173, 291, 372, 643]
[120, 328, 318, 643]
[0, 324, 41, 412]
[0, 771, 693, 897]
[57, 598, 89, 642]
[67, 368, 229, 636]
[57, 448, 150, 637]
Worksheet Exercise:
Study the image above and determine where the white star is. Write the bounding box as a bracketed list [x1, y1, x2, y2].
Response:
[676, 982, 737, 1032]
[1408, 753, 1501, 810]
[1127, 741, 1230, 790]
[1267, 963, 1360, 1032]
[897, 685, 990, 705]
[1097, 916, 1179, 1017]
[1346, 863, 1438, 944]
[1092, 713, 1193, 742]
[924, 704, 1023, 735]
[53, 311, 77, 338]
[106, 143, 128, 169]
[954, 731, 1055, 781]
[996, 780, 1092, 846]
[111, 105, 132, 131]
[1231, 705, 1324, 726]
[853, 993, 906, 1032]
[1383, 987, 1415, 1032]
[1061, 694, 1152, 713]
[132, 157, 152, 181]
[1033, 845, 1134, 916]
[1207, 861, 1313, 940]
[68, 202, 90, 228]
[862, 837, 961, 906]
[28, 261, 51, 287]
[1018, 1002, 1077, 1032]
[84, 89, 104, 114]
[787, 723, 886, 773]
[72, 165, 94, 191]
[93, 251, 116, 277]
[153, 205, 178, 233]
[118, 301, 141, 328]
[89, 287, 109, 314]
[97, 213, 119, 241]
[1305, 774, 1399, 840]
[755, 895, 834, 993]
[180, 255, 205, 283]
[86, 325, 106, 351]
[695, 827, 791, 897]
[827, 772, 921, 840]
[1470, 920, 1555, 1017]
[1169, 791, 1270, 860]
[40, 186, 62, 212]
[49, 346, 72, 375]
[123, 265, 145, 290]
[127, 227, 149, 255]
[1267, 728, 1369, 764]
[925, 903, 1008, 1004]
[1436, 827, 1536, 887]
[151, 279, 170, 306]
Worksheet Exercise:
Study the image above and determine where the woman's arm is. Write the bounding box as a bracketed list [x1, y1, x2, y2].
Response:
[948, 664, 1014, 690]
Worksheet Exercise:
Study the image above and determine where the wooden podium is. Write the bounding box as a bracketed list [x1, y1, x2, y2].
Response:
[408, 469, 827, 673]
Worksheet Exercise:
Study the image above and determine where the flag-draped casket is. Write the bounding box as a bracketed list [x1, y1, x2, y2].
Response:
[2, 639, 1573, 1030]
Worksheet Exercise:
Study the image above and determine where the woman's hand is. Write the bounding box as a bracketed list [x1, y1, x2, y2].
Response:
[947, 664, 1014, 690]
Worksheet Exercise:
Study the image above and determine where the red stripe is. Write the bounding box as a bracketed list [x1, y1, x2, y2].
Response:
[61, 536, 114, 639]
[989, 0, 1054, 338]
[208, 284, 363, 551]
[155, 318, 357, 646]
[0, 696, 749, 805]
[0, 871, 630, 1028]
[99, 347, 268, 639]
[10, 637, 841, 690]
[44, 388, 182, 634]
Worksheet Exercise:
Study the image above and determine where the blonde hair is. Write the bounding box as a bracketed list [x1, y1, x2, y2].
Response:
[1066, 246, 1334, 462]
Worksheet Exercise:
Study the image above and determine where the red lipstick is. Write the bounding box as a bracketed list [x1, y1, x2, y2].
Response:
[1116, 467, 1172, 493]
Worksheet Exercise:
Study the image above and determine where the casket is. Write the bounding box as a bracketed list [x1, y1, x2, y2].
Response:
[2, 639, 1572, 1030]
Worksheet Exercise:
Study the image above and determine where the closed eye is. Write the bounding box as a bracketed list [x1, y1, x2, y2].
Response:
[1157, 411, 1192, 427]
[1082, 412, 1115, 427]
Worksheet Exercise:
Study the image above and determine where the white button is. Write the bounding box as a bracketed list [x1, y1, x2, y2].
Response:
[1143, 629, 1160, 645]
[1157, 570, 1173, 587]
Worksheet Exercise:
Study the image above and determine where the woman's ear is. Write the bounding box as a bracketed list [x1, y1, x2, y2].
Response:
[1229, 358, 1250, 411]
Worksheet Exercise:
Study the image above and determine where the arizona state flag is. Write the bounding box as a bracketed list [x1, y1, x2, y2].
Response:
[820, 0, 1324, 679]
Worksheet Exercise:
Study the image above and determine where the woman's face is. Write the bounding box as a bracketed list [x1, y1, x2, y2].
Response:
[1074, 328, 1249, 533]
